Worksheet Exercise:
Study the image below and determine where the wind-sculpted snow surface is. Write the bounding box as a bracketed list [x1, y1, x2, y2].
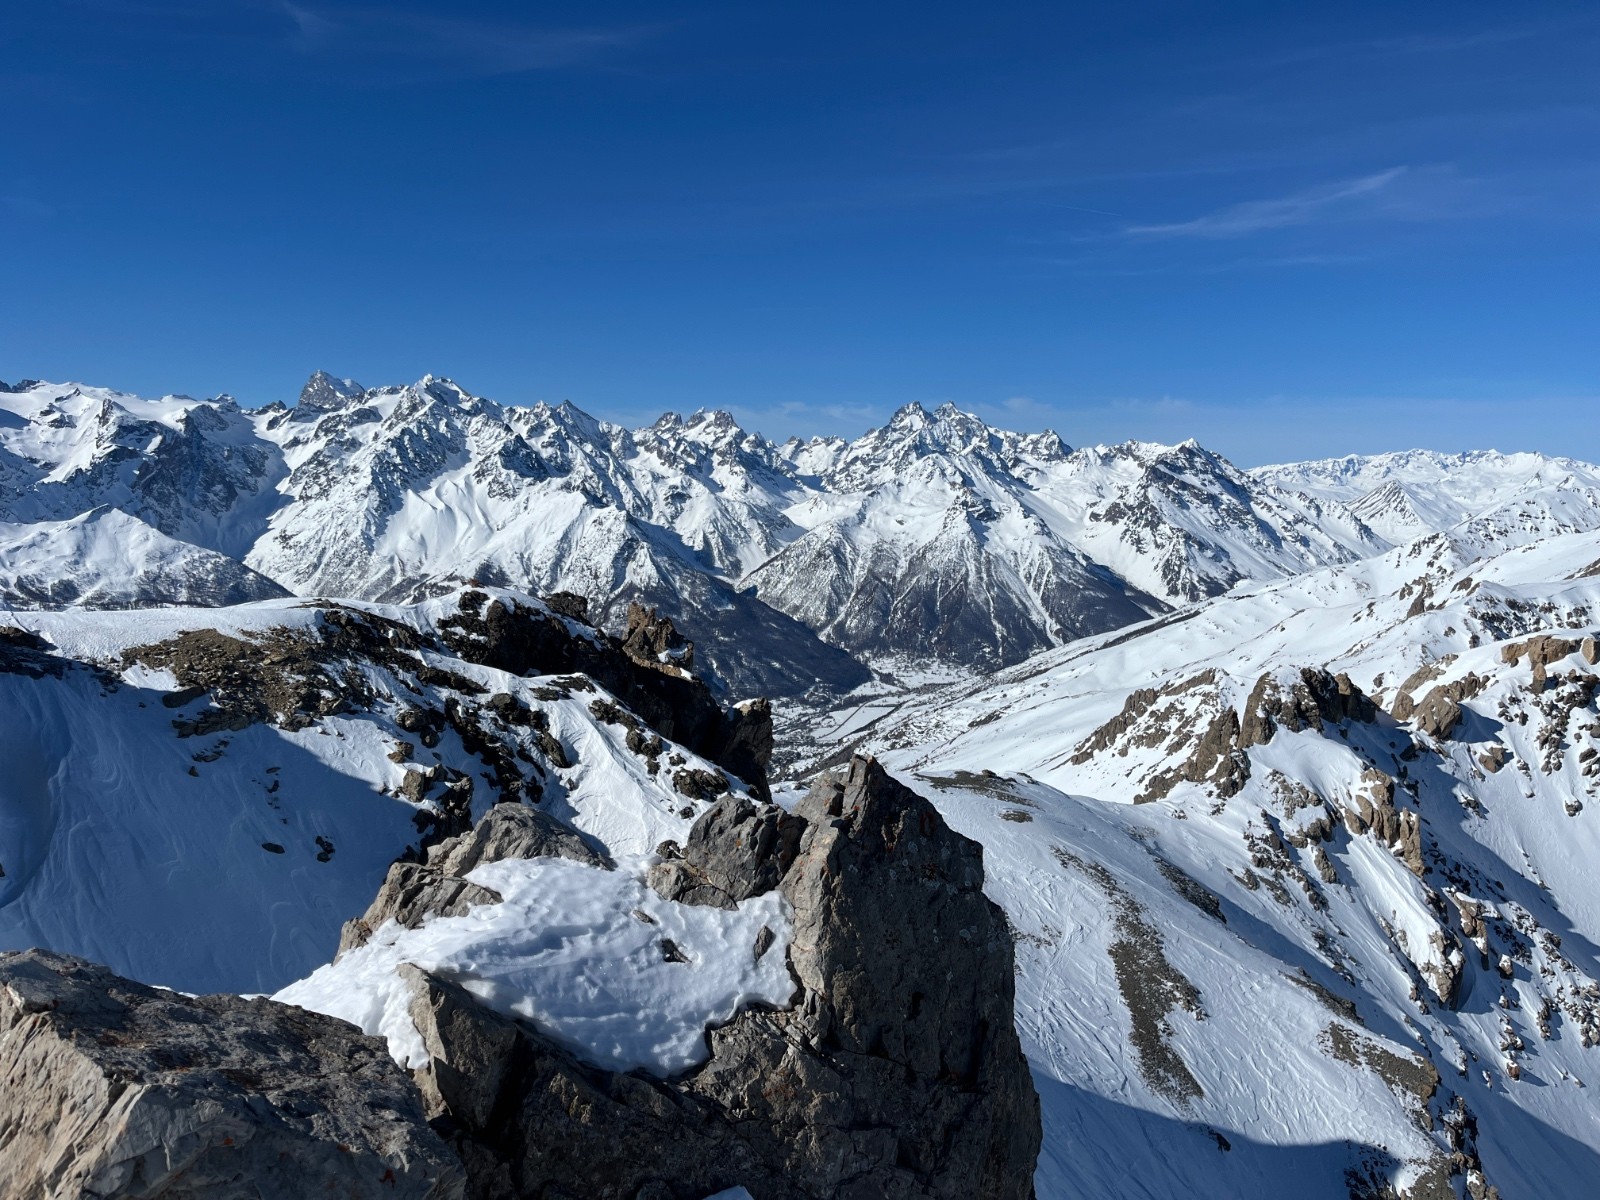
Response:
[276, 853, 795, 1076]
[819, 524, 1600, 1199]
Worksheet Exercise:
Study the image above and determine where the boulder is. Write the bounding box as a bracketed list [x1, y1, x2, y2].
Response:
[649, 794, 804, 909]
[1412, 687, 1464, 741]
[0, 949, 463, 1200]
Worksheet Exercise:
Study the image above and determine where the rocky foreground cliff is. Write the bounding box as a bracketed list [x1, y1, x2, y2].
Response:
[0, 756, 1040, 1199]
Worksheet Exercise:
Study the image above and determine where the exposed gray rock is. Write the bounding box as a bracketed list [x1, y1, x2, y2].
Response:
[429, 802, 608, 878]
[707, 754, 1037, 1194]
[0, 949, 463, 1200]
[339, 804, 608, 953]
[410, 755, 1041, 1199]
[404, 967, 773, 1200]
[540, 590, 591, 623]
[1240, 668, 1377, 749]
[649, 794, 804, 910]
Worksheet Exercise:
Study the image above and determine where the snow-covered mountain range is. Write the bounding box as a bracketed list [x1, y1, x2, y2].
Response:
[21, 373, 1583, 699]
[6, 367, 1600, 1198]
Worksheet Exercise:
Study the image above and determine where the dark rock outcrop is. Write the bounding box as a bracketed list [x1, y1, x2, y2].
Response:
[0, 949, 464, 1200]
[439, 594, 775, 799]
[650, 794, 806, 910]
[620, 600, 696, 674]
[699, 756, 1040, 1200]
[1078, 667, 1377, 805]
[541, 590, 591, 623]
[407, 755, 1042, 1199]
[1240, 668, 1377, 749]
[0, 626, 67, 679]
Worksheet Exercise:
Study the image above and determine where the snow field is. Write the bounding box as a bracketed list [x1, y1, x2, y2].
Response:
[275, 854, 794, 1076]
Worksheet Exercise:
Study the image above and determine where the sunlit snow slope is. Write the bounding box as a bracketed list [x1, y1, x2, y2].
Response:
[823, 522, 1600, 1199]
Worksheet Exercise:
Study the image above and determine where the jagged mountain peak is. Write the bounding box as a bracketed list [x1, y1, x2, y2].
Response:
[641, 407, 752, 452]
[14, 369, 1600, 704]
[826, 401, 1050, 493]
[296, 370, 366, 413]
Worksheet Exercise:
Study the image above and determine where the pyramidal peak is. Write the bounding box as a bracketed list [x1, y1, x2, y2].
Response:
[296, 370, 366, 412]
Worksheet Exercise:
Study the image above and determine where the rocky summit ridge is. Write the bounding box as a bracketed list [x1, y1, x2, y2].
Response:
[0, 754, 1041, 1200]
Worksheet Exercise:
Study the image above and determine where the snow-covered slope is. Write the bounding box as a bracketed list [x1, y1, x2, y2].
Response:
[751, 404, 1162, 671]
[0, 508, 289, 608]
[0, 375, 866, 698]
[0, 590, 769, 995]
[0, 379, 285, 557]
[1030, 438, 1387, 603]
[815, 525, 1600, 1199]
[275, 851, 794, 1076]
[749, 403, 1391, 670]
[6, 510, 1600, 1195]
[1253, 450, 1600, 550]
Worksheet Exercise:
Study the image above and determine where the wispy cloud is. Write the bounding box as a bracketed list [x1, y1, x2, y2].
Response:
[1250, 18, 1593, 71]
[276, 3, 662, 77]
[1123, 167, 1409, 238]
[1041, 251, 1371, 278]
[279, 2, 334, 49]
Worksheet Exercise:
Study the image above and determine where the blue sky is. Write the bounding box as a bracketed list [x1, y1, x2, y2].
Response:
[3, 0, 1596, 464]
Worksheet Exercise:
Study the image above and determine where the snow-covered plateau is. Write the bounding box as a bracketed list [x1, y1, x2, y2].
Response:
[5, 368, 1600, 1198]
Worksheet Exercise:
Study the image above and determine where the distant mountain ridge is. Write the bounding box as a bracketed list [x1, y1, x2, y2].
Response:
[5, 373, 1598, 698]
